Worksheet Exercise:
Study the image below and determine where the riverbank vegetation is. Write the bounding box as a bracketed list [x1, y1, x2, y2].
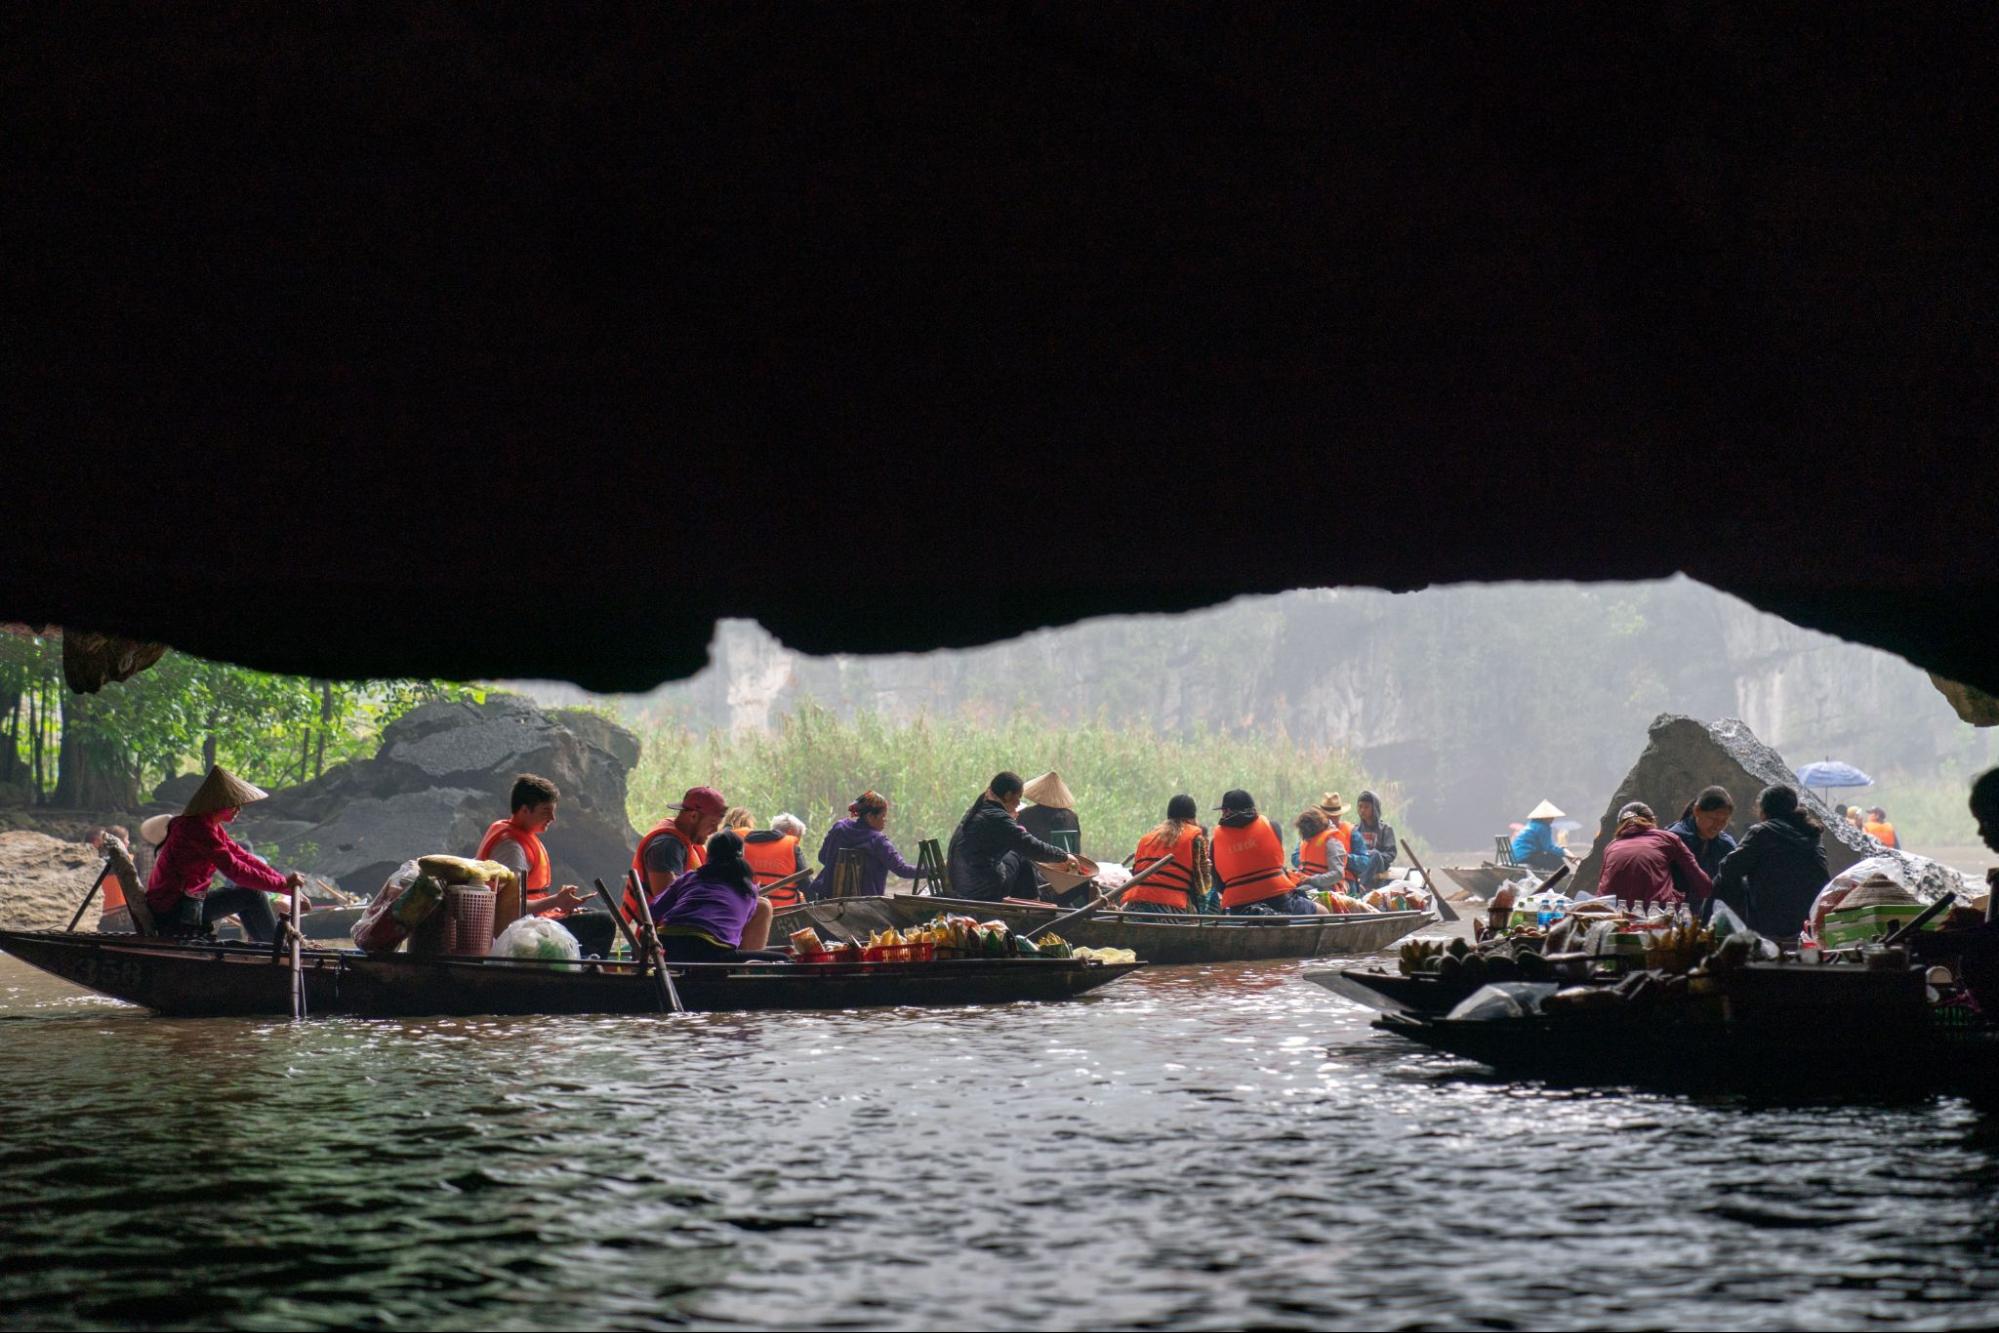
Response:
[627, 702, 1400, 864]
[0, 630, 470, 808]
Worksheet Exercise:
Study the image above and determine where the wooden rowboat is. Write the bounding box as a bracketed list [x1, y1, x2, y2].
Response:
[0, 929, 1140, 1019]
[1307, 967, 1475, 1016]
[777, 893, 1432, 965]
[99, 903, 368, 941]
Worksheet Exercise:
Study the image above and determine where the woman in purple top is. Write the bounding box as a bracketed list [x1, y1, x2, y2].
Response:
[808, 790, 924, 900]
[650, 831, 788, 962]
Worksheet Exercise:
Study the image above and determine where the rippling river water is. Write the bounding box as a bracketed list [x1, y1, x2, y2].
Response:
[6, 952, 1999, 1330]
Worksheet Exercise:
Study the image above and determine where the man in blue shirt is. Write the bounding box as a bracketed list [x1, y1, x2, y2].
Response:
[1509, 799, 1569, 873]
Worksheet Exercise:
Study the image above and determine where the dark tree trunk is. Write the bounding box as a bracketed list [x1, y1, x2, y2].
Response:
[202, 709, 218, 773]
[54, 690, 141, 809]
[314, 681, 332, 777]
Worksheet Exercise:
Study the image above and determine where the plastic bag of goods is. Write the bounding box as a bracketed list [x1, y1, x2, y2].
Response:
[353, 861, 445, 954]
[1806, 855, 1965, 940]
[1364, 884, 1431, 913]
[1094, 862, 1133, 891]
[491, 915, 582, 964]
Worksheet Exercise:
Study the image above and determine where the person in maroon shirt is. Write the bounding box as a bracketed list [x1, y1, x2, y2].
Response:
[146, 766, 305, 943]
[1597, 801, 1712, 909]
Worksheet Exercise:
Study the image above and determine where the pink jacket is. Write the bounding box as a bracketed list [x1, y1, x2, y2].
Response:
[145, 814, 286, 912]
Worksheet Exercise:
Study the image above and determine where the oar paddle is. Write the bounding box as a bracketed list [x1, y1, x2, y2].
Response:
[286, 877, 307, 1020]
[65, 860, 116, 933]
[626, 868, 685, 1014]
[1400, 842, 1460, 924]
[760, 869, 812, 900]
[1025, 856, 1174, 944]
[592, 878, 643, 957]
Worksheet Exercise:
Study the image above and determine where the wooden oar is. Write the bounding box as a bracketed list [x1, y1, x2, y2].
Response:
[286, 878, 307, 1020]
[626, 868, 685, 1014]
[1025, 856, 1174, 944]
[760, 869, 812, 899]
[592, 878, 643, 957]
[1400, 842, 1461, 924]
[65, 860, 116, 932]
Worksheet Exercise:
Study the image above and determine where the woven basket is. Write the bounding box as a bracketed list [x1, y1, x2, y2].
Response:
[446, 886, 497, 954]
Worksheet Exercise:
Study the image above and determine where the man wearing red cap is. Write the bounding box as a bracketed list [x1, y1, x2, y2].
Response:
[628, 786, 727, 918]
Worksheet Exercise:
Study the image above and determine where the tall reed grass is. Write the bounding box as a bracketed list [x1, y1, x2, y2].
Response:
[627, 703, 1395, 866]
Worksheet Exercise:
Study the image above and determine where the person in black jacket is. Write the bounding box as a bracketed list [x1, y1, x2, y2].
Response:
[949, 771, 1082, 902]
[1710, 784, 1829, 940]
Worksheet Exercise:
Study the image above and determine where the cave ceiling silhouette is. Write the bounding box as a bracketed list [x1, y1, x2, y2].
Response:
[7, 5, 1991, 702]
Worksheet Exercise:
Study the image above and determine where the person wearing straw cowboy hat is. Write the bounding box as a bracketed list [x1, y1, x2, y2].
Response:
[1509, 799, 1570, 874]
[144, 765, 306, 943]
[1018, 771, 1082, 901]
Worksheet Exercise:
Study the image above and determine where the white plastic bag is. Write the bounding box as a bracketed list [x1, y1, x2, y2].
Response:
[1093, 862, 1134, 891]
[491, 915, 581, 965]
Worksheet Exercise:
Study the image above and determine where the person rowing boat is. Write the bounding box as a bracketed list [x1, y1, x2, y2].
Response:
[145, 766, 307, 943]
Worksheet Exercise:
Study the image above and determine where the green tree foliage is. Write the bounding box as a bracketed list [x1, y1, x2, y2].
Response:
[0, 631, 473, 807]
[628, 701, 1396, 866]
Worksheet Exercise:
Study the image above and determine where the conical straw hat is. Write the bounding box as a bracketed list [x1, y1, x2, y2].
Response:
[1022, 770, 1076, 810]
[181, 765, 269, 817]
[1839, 873, 1916, 909]
[1527, 799, 1565, 820]
[139, 813, 172, 846]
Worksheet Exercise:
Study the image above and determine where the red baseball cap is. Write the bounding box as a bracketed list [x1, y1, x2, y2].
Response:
[668, 786, 726, 817]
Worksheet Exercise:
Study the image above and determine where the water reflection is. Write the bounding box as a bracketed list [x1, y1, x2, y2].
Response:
[4, 955, 1999, 1329]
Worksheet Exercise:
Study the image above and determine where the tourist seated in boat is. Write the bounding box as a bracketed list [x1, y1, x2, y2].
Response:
[1291, 805, 1355, 888]
[1598, 801, 1709, 910]
[650, 830, 787, 962]
[475, 772, 609, 953]
[144, 766, 304, 943]
[950, 771, 1082, 902]
[1349, 790, 1399, 889]
[1666, 785, 1737, 890]
[629, 785, 727, 917]
[1125, 794, 1208, 914]
[1508, 800, 1569, 873]
[808, 790, 925, 901]
[1863, 805, 1899, 849]
[1710, 785, 1829, 940]
[744, 811, 811, 909]
[1213, 789, 1327, 916]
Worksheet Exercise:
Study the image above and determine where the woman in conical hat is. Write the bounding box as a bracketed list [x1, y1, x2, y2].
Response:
[143, 765, 304, 943]
[1509, 799, 1569, 874]
[1017, 771, 1082, 898]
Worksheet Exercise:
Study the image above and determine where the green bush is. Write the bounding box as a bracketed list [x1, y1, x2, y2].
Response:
[628, 702, 1395, 866]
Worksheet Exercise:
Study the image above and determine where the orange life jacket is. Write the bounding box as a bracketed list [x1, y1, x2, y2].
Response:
[1865, 820, 1898, 849]
[744, 834, 804, 909]
[1298, 828, 1334, 877]
[477, 819, 552, 893]
[1213, 815, 1297, 909]
[1126, 825, 1204, 909]
[628, 821, 703, 918]
[1329, 819, 1361, 882]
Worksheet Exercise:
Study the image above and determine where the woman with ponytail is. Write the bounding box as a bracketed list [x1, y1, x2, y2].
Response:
[650, 830, 787, 962]
[1711, 784, 1829, 941]
[807, 790, 927, 901]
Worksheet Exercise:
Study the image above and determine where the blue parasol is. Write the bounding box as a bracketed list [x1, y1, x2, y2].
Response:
[1795, 759, 1873, 803]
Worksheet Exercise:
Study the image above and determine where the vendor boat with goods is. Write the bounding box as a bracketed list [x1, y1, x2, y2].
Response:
[2, 845, 1139, 1019]
[1316, 859, 1999, 1096]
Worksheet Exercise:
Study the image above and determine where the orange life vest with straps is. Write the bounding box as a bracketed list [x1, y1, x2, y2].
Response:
[1329, 819, 1362, 883]
[1126, 825, 1204, 909]
[628, 821, 704, 918]
[1298, 828, 1335, 877]
[744, 834, 804, 909]
[477, 820, 552, 893]
[1212, 815, 1297, 909]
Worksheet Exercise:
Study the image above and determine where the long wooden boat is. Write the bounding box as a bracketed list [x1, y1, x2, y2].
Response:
[0, 929, 1140, 1019]
[1436, 864, 1511, 900]
[1308, 967, 1475, 1016]
[777, 893, 1431, 965]
[99, 903, 368, 941]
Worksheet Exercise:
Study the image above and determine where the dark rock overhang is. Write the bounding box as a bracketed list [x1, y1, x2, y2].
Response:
[8, 6, 1991, 695]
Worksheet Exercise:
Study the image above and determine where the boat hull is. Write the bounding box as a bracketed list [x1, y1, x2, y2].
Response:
[1307, 967, 1476, 1016]
[0, 929, 1140, 1019]
[778, 894, 1431, 965]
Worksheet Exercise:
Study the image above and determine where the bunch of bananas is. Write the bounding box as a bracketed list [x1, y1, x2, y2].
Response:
[1398, 938, 1448, 975]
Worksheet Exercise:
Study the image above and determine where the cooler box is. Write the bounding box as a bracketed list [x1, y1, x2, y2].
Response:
[1819, 902, 1938, 948]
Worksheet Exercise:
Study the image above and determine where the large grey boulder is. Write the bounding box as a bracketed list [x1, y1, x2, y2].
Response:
[238, 694, 641, 895]
[1572, 715, 1955, 899]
